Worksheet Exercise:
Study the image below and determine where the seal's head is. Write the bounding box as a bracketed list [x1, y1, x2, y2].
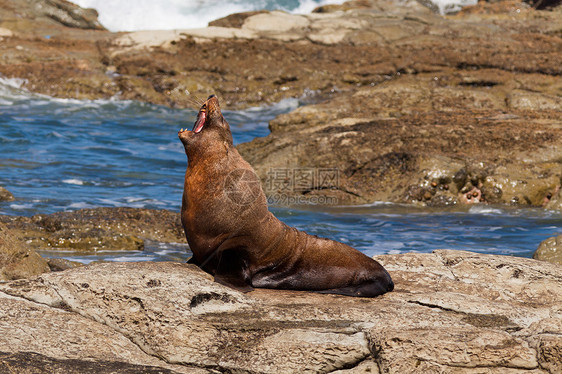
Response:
[178, 95, 233, 158]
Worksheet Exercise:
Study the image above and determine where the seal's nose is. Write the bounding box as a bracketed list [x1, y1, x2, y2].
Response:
[205, 95, 221, 117]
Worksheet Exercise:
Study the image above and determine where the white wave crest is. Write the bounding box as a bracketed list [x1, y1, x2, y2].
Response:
[0, 76, 32, 104]
[0, 76, 27, 89]
[468, 205, 504, 215]
[70, 0, 346, 32]
[63, 179, 85, 185]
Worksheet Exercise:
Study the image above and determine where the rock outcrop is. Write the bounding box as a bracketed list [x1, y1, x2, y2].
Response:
[534, 234, 562, 265]
[0, 250, 560, 373]
[0, 0, 105, 34]
[237, 77, 562, 206]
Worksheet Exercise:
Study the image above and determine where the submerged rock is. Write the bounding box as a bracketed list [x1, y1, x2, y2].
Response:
[0, 187, 14, 202]
[0, 223, 50, 281]
[0, 250, 559, 372]
[534, 234, 562, 265]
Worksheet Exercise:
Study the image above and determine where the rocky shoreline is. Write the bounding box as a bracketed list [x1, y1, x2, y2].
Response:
[0, 249, 560, 373]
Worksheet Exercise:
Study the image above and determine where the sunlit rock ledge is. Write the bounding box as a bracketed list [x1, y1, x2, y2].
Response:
[0, 249, 560, 373]
[108, 6, 434, 52]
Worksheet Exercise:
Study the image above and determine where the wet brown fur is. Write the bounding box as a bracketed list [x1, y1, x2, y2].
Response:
[178, 96, 394, 297]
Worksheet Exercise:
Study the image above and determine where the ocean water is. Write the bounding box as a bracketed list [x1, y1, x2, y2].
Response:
[0, 78, 560, 263]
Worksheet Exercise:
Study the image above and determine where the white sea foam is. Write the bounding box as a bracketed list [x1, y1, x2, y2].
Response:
[468, 205, 504, 215]
[60, 257, 92, 264]
[49, 131, 65, 138]
[63, 179, 85, 185]
[0, 76, 27, 89]
[241, 97, 300, 115]
[387, 249, 403, 255]
[428, 0, 478, 14]
[0, 75, 140, 109]
[68, 202, 95, 209]
[0, 76, 32, 103]
[9, 203, 33, 210]
[111, 256, 155, 262]
[70, 0, 346, 32]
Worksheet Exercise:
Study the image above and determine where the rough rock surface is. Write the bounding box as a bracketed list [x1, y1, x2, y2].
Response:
[1, 0, 560, 108]
[0, 222, 49, 281]
[0, 0, 105, 34]
[0, 250, 560, 373]
[534, 234, 562, 265]
[0, 207, 185, 252]
[237, 79, 562, 206]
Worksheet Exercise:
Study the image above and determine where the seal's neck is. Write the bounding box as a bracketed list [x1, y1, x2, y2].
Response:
[186, 139, 232, 168]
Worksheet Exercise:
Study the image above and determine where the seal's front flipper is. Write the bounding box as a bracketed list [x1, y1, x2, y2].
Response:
[213, 249, 254, 293]
[186, 256, 200, 265]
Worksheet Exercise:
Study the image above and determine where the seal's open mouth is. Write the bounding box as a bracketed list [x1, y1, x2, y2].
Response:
[192, 104, 206, 134]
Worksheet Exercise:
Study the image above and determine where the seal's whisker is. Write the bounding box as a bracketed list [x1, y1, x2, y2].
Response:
[184, 90, 206, 109]
[185, 98, 203, 110]
[192, 94, 206, 107]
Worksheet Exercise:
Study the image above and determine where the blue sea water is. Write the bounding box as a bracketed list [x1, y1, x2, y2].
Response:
[0, 78, 560, 263]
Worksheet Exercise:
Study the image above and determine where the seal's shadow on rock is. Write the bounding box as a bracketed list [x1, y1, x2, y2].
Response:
[178, 95, 394, 297]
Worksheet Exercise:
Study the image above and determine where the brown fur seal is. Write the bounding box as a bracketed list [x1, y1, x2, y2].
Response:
[178, 95, 394, 297]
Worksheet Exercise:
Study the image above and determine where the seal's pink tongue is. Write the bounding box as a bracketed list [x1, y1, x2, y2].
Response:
[192, 111, 206, 133]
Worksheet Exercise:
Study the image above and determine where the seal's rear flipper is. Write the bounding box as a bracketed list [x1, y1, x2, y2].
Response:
[316, 279, 394, 298]
[316, 286, 363, 297]
[214, 275, 254, 293]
